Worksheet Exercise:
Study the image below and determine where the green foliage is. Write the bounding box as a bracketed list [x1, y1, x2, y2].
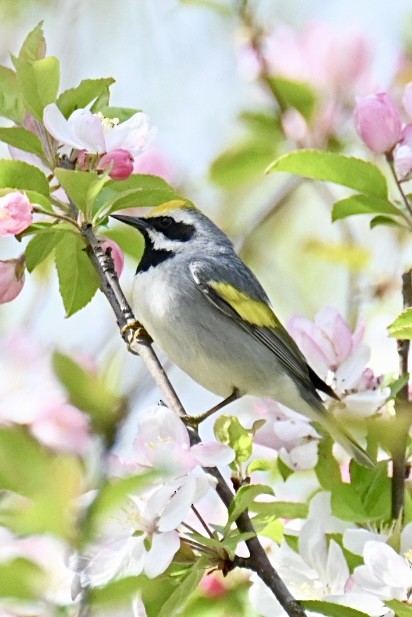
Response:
[54, 168, 108, 217]
[214, 415, 253, 465]
[332, 194, 401, 222]
[0, 127, 44, 157]
[301, 600, 369, 617]
[331, 462, 391, 523]
[102, 224, 145, 261]
[316, 437, 342, 490]
[93, 174, 180, 216]
[53, 351, 124, 442]
[16, 56, 60, 120]
[25, 227, 72, 272]
[17, 21, 46, 63]
[0, 558, 45, 600]
[0, 426, 82, 538]
[54, 233, 100, 315]
[210, 140, 277, 189]
[0, 66, 24, 122]
[268, 76, 317, 118]
[386, 599, 412, 616]
[225, 484, 273, 530]
[267, 150, 388, 198]
[388, 307, 412, 340]
[98, 105, 141, 122]
[249, 500, 309, 519]
[156, 560, 206, 617]
[57, 77, 116, 117]
[0, 159, 49, 195]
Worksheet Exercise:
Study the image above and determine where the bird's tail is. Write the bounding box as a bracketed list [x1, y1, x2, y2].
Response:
[320, 413, 374, 469]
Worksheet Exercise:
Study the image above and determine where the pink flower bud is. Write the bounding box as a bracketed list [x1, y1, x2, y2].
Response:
[0, 257, 25, 303]
[0, 191, 33, 236]
[354, 93, 402, 154]
[99, 238, 124, 277]
[98, 149, 134, 180]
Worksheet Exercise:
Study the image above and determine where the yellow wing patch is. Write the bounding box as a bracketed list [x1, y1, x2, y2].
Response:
[210, 281, 279, 328]
[145, 199, 196, 218]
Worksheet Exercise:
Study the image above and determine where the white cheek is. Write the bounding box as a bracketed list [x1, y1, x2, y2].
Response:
[148, 230, 182, 254]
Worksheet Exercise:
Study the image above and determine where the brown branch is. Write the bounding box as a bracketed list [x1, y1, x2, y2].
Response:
[80, 221, 307, 617]
[392, 269, 412, 519]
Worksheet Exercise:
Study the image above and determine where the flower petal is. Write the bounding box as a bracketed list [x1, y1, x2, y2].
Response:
[68, 109, 106, 153]
[107, 112, 155, 157]
[363, 541, 412, 588]
[190, 442, 234, 466]
[144, 530, 180, 578]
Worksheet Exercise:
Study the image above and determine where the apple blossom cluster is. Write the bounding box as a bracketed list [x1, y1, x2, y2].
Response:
[355, 84, 412, 180]
[73, 404, 234, 591]
[43, 104, 156, 180]
[249, 307, 389, 471]
[0, 331, 91, 454]
[239, 20, 374, 148]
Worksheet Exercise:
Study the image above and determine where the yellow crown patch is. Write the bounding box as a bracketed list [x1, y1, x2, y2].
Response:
[145, 199, 196, 218]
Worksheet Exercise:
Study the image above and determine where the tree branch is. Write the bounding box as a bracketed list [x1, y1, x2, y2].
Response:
[80, 221, 307, 617]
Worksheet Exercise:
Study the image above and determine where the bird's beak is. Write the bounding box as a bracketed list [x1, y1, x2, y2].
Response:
[110, 214, 149, 231]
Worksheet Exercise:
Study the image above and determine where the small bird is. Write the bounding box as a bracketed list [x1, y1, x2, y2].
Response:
[112, 200, 373, 468]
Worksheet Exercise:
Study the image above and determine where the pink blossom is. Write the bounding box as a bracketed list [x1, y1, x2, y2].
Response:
[99, 238, 124, 277]
[200, 573, 228, 598]
[43, 104, 156, 157]
[115, 404, 234, 476]
[0, 330, 92, 454]
[288, 308, 390, 416]
[355, 93, 402, 153]
[0, 191, 33, 236]
[0, 257, 25, 303]
[132, 148, 174, 183]
[403, 82, 412, 117]
[98, 148, 134, 180]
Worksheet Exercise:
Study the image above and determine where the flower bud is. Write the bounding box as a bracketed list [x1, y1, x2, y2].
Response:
[0, 257, 25, 303]
[354, 93, 402, 154]
[99, 238, 124, 277]
[0, 191, 33, 236]
[98, 149, 134, 180]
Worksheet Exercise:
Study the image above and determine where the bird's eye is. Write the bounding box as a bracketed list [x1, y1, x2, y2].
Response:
[158, 217, 172, 229]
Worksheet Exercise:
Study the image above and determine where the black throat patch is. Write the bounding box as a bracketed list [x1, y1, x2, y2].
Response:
[136, 216, 195, 273]
[136, 241, 174, 273]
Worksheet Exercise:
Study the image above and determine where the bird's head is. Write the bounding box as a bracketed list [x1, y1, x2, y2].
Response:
[111, 200, 232, 272]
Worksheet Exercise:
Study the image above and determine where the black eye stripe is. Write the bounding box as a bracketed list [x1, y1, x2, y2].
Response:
[150, 216, 195, 242]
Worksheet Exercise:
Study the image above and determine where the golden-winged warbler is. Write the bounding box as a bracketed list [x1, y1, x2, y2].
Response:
[112, 200, 373, 468]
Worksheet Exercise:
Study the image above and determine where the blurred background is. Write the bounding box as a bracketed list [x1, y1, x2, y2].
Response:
[0, 0, 411, 449]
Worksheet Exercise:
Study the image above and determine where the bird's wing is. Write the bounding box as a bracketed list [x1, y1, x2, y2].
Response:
[190, 260, 314, 388]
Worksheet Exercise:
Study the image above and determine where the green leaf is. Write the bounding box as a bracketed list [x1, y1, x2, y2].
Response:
[316, 437, 342, 490]
[268, 76, 317, 118]
[25, 227, 69, 272]
[101, 225, 145, 261]
[53, 351, 122, 440]
[388, 307, 412, 340]
[331, 484, 369, 522]
[226, 484, 273, 530]
[0, 67, 24, 122]
[386, 599, 412, 616]
[88, 577, 144, 607]
[267, 150, 388, 199]
[57, 77, 116, 117]
[157, 560, 205, 617]
[0, 427, 82, 538]
[0, 558, 45, 600]
[214, 415, 253, 464]
[0, 159, 49, 195]
[210, 140, 277, 189]
[304, 239, 370, 271]
[332, 194, 400, 222]
[54, 233, 100, 316]
[98, 105, 141, 123]
[370, 215, 406, 229]
[17, 56, 60, 120]
[249, 500, 309, 519]
[18, 21, 46, 62]
[302, 600, 369, 617]
[0, 127, 44, 157]
[54, 168, 107, 215]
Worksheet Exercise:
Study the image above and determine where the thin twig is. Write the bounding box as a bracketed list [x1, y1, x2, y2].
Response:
[392, 269, 412, 520]
[191, 504, 214, 538]
[81, 220, 307, 617]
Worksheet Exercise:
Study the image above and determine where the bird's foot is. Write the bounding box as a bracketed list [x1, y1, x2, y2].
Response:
[121, 319, 152, 350]
[183, 389, 241, 429]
